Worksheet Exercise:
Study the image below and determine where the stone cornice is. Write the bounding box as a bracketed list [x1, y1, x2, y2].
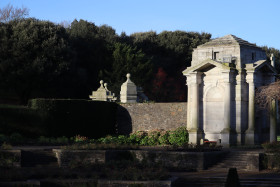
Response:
[245, 60, 277, 74]
[182, 58, 233, 75]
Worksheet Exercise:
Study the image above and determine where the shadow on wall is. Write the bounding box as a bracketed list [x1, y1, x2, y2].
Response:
[116, 105, 132, 135]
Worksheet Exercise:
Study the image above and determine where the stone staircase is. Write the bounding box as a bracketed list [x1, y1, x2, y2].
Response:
[21, 149, 58, 168]
[208, 151, 258, 172]
[173, 177, 280, 187]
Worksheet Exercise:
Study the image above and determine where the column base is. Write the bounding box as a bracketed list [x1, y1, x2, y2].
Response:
[188, 129, 203, 145]
[220, 129, 230, 148]
[245, 130, 256, 145]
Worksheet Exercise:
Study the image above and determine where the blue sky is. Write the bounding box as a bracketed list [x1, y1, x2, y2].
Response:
[1, 0, 280, 49]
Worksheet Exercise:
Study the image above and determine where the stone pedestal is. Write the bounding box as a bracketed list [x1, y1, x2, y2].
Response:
[188, 129, 203, 145]
[245, 131, 256, 145]
[220, 129, 230, 147]
[120, 73, 137, 103]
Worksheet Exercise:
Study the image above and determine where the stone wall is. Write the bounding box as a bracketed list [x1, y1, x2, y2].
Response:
[53, 149, 228, 171]
[117, 103, 187, 134]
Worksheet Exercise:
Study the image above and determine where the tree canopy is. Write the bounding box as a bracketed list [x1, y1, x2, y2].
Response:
[0, 17, 279, 104]
[0, 18, 71, 103]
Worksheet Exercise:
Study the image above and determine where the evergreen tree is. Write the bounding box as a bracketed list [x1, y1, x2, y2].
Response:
[0, 18, 71, 104]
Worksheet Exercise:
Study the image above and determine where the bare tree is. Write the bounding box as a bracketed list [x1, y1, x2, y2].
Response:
[0, 4, 29, 23]
[59, 20, 72, 28]
[255, 80, 280, 109]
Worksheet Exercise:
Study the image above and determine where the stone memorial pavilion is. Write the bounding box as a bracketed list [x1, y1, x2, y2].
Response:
[183, 34, 277, 146]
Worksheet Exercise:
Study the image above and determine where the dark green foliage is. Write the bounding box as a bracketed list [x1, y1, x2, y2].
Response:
[0, 18, 212, 103]
[130, 31, 212, 101]
[0, 104, 45, 137]
[168, 127, 188, 146]
[92, 127, 188, 146]
[0, 18, 72, 104]
[67, 19, 114, 98]
[262, 46, 280, 72]
[28, 99, 118, 138]
[262, 142, 280, 153]
[262, 142, 280, 170]
[103, 42, 153, 97]
[0, 99, 118, 138]
[1, 17, 279, 103]
[0, 151, 20, 168]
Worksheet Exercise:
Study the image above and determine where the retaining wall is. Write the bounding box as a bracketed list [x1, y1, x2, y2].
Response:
[53, 149, 228, 171]
[117, 103, 188, 134]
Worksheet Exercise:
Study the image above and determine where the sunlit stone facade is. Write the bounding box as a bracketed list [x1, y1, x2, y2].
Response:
[183, 35, 277, 146]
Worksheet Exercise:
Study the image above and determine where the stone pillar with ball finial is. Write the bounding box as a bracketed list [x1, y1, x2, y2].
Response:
[120, 73, 137, 103]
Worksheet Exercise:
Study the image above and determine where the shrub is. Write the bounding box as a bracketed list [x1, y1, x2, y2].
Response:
[159, 131, 170, 145]
[168, 127, 188, 146]
[0, 142, 12, 150]
[28, 99, 118, 138]
[0, 134, 8, 144]
[129, 131, 147, 144]
[116, 135, 131, 144]
[0, 99, 118, 139]
[74, 135, 88, 143]
[10, 133, 24, 144]
[262, 142, 280, 153]
[0, 105, 44, 138]
[140, 136, 150, 146]
[145, 131, 161, 146]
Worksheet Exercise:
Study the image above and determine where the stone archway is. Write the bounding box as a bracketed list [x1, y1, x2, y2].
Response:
[204, 86, 224, 141]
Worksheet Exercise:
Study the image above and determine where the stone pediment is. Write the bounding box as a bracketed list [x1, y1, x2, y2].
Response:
[182, 59, 233, 75]
[245, 60, 277, 74]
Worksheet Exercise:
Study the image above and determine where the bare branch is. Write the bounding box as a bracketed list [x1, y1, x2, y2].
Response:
[0, 4, 29, 23]
[256, 81, 280, 109]
[59, 20, 71, 28]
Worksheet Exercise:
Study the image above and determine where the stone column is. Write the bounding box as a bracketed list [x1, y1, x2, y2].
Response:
[270, 99, 277, 142]
[245, 71, 256, 145]
[191, 79, 199, 130]
[188, 72, 202, 145]
[186, 77, 191, 131]
[221, 71, 232, 147]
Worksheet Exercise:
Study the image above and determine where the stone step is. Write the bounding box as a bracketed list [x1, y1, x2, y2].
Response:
[173, 177, 280, 187]
[21, 150, 58, 168]
[207, 151, 260, 171]
[215, 162, 248, 167]
[215, 165, 248, 168]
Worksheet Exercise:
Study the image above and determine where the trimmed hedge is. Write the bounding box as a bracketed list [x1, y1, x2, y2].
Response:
[0, 104, 44, 138]
[0, 99, 118, 138]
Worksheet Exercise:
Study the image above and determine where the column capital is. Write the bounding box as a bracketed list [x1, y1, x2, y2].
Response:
[246, 71, 256, 84]
[186, 72, 202, 85]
